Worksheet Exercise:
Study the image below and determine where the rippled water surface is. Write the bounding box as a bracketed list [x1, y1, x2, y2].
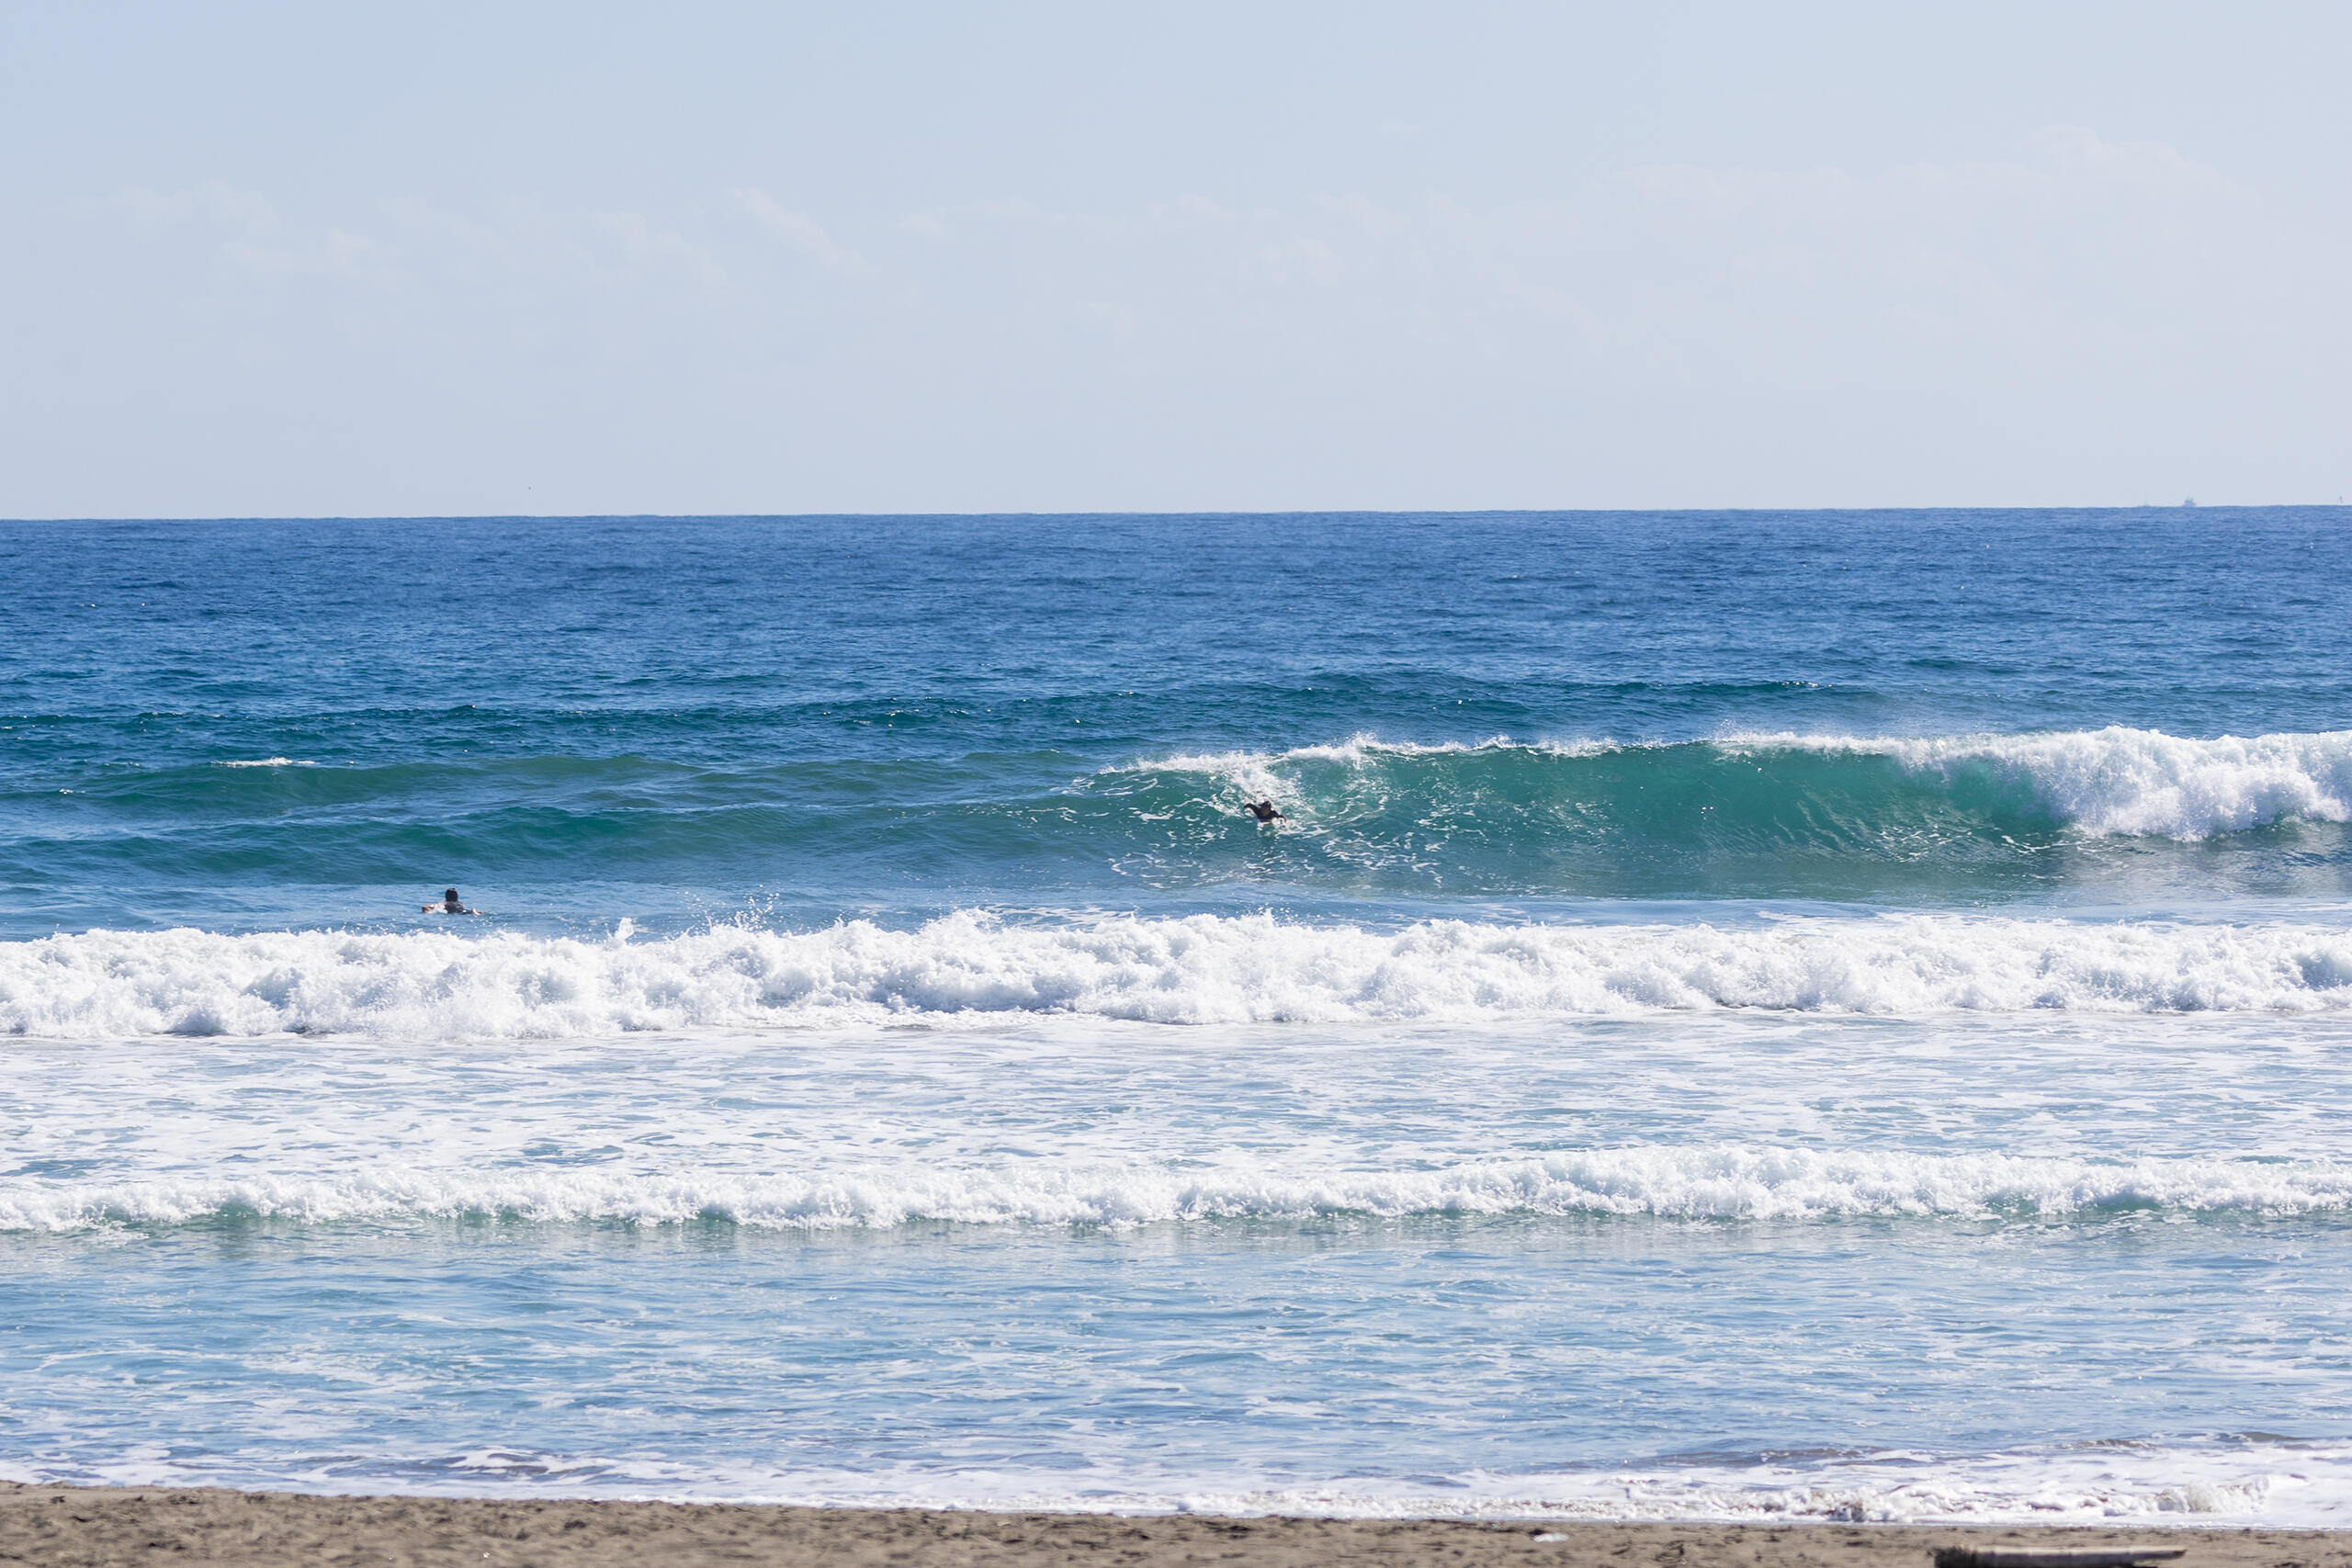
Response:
[3, 510, 2350, 1522]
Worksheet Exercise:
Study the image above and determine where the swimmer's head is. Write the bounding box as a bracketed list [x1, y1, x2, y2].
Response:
[444, 888, 460, 902]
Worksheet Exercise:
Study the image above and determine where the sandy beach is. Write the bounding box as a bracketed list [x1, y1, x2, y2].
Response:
[3, 1485, 2347, 1568]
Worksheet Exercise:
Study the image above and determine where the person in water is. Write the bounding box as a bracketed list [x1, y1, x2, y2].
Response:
[1245, 799, 1285, 823]
[424, 887, 480, 914]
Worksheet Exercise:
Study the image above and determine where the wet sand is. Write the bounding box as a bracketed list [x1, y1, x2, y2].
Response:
[4, 1484, 2350, 1568]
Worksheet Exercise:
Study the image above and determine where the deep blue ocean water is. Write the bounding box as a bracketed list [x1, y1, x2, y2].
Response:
[4, 510, 2351, 1522]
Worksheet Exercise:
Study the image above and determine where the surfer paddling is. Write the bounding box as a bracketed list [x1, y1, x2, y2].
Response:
[1244, 799, 1285, 823]
[423, 887, 481, 915]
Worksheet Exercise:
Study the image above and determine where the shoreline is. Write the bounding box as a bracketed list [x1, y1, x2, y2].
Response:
[6, 1485, 2351, 1568]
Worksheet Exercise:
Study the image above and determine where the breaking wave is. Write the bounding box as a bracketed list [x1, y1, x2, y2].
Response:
[1114, 725, 2352, 841]
[9, 1146, 2352, 1233]
[3, 910, 2349, 1039]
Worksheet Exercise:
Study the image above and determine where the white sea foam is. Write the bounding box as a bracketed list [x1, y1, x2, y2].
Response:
[1837, 726, 2352, 839]
[1104, 733, 1607, 806]
[2, 912, 2347, 1040]
[1148, 1471, 2300, 1526]
[1119, 726, 2352, 840]
[210, 757, 316, 768]
[7, 1146, 2350, 1233]
[1136, 1461, 2321, 1525]
[2, 1447, 2337, 1524]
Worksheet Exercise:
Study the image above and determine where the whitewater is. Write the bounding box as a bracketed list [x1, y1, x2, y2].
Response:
[15, 1148, 2352, 1234]
[1129, 723, 2352, 841]
[5, 908, 2350, 1038]
[6, 508, 2352, 1525]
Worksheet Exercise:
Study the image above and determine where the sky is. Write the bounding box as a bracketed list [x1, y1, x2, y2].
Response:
[2, 1, 2346, 516]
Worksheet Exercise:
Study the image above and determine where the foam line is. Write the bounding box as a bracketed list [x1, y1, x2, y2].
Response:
[2, 912, 2348, 1039]
[8, 1146, 2351, 1233]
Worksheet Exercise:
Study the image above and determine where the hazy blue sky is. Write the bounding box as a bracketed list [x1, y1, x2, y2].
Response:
[4, 2, 2346, 515]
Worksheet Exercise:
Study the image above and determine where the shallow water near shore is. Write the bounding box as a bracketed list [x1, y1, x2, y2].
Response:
[4, 510, 2351, 1521]
[7, 1198, 2352, 1520]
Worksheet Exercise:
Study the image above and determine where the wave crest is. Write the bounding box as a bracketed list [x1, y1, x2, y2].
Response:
[1117, 726, 2352, 842]
[9, 1146, 2351, 1233]
[5, 913, 2350, 1039]
[1868, 728, 2352, 838]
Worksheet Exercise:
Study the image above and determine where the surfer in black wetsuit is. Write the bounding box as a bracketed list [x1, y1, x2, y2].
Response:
[424, 887, 480, 914]
[1245, 800, 1285, 823]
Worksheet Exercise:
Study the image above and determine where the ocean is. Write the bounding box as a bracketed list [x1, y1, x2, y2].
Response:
[4, 509, 2350, 1525]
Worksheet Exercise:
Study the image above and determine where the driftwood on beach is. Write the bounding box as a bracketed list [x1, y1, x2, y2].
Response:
[1934, 1550, 2191, 1568]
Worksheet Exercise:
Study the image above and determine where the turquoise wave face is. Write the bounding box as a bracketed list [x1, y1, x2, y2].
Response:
[9, 512, 2352, 1517]
[5, 731, 2346, 931]
[2, 510, 2349, 934]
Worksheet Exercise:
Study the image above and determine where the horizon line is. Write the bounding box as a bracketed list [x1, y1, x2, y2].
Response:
[6, 501, 2348, 525]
